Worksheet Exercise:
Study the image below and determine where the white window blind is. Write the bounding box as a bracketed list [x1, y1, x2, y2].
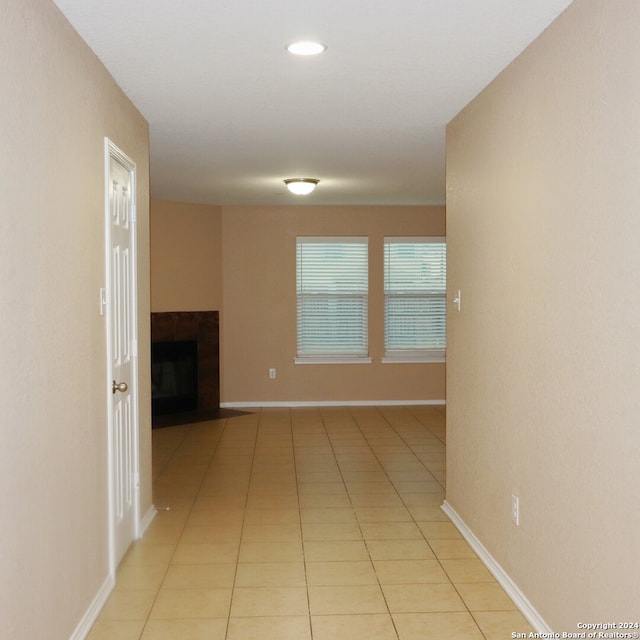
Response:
[384, 237, 446, 361]
[296, 237, 369, 361]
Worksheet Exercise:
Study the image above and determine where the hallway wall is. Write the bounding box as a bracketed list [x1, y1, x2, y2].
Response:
[0, 0, 150, 637]
[446, 0, 640, 629]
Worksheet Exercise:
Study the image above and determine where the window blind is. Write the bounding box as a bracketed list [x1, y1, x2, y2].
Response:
[296, 237, 369, 358]
[384, 237, 446, 360]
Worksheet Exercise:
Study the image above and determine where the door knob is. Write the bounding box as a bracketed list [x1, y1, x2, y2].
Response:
[112, 380, 128, 394]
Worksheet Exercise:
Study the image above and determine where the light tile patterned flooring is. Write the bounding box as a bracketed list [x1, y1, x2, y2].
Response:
[88, 406, 534, 639]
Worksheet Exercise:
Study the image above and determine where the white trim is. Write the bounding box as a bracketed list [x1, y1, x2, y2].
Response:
[69, 506, 157, 640]
[385, 235, 446, 244]
[67, 574, 115, 640]
[104, 140, 114, 572]
[221, 399, 446, 408]
[381, 355, 446, 364]
[441, 501, 553, 634]
[295, 356, 373, 365]
[297, 235, 368, 244]
[139, 504, 157, 538]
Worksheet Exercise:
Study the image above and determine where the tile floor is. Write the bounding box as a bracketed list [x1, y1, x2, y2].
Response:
[87, 406, 534, 640]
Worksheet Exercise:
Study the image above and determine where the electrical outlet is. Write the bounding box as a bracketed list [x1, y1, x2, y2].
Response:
[511, 494, 520, 526]
[269, 368, 276, 379]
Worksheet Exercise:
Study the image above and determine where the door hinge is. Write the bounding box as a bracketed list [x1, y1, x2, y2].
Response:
[131, 338, 138, 357]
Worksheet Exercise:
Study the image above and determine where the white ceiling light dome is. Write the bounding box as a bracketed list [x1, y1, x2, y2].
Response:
[286, 41, 327, 56]
[284, 178, 320, 195]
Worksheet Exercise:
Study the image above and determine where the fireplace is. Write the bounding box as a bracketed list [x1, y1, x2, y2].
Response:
[150, 311, 220, 427]
[152, 340, 198, 415]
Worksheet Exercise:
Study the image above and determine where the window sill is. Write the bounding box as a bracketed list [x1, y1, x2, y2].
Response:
[381, 355, 446, 364]
[295, 356, 373, 365]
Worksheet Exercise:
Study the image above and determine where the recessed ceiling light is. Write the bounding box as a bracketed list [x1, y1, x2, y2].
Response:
[286, 41, 327, 56]
[284, 178, 320, 195]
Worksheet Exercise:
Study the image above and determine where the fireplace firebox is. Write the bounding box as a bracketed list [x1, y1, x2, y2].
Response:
[150, 311, 220, 427]
[151, 340, 198, 415]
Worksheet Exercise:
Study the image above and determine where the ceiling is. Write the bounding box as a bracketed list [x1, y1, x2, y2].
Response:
[52, 0, 572, 206]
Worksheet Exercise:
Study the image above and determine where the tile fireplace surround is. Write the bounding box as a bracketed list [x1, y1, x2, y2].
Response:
[150, 311, 219, 426]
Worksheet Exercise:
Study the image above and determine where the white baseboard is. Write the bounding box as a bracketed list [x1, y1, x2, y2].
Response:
[139, 504, 157, 538]
[221, 399, 446, 408]
[69, 506, 156, 640]
[68, 573, 115, 640]
[441, 500, 553, 634]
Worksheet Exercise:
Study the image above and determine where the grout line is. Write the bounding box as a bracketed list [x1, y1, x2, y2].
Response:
[288, 407, 315, 640]
[321, 406, 402, 640]
[138, 417, 230, 640]
[223, 410, 260, 640]
[365, 407, 487, 639]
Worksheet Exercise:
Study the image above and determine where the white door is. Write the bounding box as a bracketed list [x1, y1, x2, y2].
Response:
[105, 139, 139, 570]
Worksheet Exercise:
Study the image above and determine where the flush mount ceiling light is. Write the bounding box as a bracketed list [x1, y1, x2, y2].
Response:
[286, 41, 327, 56]
[284, 178, 320, 195]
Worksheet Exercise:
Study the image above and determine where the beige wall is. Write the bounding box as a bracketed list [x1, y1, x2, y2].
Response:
[0, 1, 150, 638]
[150, 199, 223, 311]
[221, 205, 445, 403]
[446, 0, 640, 629]
[150, 201, 446, 403]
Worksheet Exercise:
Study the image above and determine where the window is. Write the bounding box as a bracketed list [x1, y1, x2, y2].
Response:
[296, 237, 370, 363]
[384, 237, 446, 362]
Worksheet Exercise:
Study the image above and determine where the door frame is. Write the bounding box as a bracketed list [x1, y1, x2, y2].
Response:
[104, 137, 140, 574]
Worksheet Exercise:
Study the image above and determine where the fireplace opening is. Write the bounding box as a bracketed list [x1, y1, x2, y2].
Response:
[151, 340, 198, 416]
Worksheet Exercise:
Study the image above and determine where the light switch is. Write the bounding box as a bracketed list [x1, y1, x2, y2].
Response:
[453, 289, 461, 312]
